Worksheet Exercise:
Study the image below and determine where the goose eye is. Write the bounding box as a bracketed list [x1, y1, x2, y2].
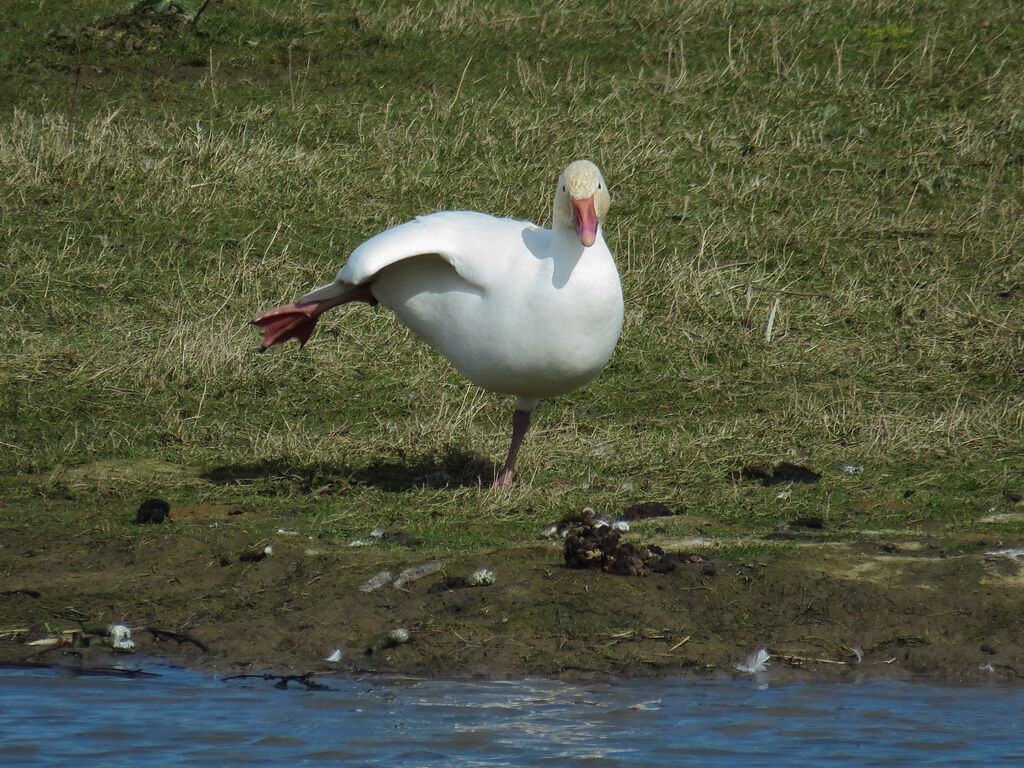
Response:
[598, 182, 602, 189]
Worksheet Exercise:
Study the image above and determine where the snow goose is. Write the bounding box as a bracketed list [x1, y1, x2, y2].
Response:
[252, 160, 623, 487]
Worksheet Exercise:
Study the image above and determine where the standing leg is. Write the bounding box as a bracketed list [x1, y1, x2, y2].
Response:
[493, 408, 532, 488]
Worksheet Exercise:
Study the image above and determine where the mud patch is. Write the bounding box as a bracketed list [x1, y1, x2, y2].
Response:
[169, 503, 252, 522]
[1, 500, 1023, 683]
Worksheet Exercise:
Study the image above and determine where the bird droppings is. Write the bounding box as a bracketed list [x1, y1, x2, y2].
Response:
[325, 648, 343, 662]
[563, 516, 711, 577]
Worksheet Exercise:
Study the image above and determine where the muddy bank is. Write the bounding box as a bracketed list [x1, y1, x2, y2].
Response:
[1, 501, 1023, 683]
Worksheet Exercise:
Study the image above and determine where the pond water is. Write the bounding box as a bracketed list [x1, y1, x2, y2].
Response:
[1, 665, 1022, 766]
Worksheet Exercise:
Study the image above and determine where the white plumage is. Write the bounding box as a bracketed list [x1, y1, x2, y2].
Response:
[253, 160, 623, 486]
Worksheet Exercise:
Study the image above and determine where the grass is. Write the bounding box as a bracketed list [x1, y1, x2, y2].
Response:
[1, 0, 1022, 546]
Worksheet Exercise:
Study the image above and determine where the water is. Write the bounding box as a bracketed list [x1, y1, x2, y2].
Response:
[1, 665, 1022, 766]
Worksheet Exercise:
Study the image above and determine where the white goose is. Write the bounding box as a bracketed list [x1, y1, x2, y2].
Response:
[252, 160, 623, 487]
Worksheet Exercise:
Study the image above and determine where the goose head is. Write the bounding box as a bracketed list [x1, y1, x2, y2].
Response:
[552, 160, 610, 247]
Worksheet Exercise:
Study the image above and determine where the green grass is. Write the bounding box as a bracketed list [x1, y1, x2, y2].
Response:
[1, 0, 1022, 545]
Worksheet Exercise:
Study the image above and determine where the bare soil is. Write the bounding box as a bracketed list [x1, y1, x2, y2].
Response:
[2, 499, 1023, 684]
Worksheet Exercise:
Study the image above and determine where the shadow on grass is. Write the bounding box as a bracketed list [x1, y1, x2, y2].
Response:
[201, 448, 494, 493]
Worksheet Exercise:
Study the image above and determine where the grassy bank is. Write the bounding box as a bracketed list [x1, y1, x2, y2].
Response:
[1, 0, 1022, 548]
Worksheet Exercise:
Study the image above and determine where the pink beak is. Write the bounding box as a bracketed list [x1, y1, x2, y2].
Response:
[572, 195, 599, 247]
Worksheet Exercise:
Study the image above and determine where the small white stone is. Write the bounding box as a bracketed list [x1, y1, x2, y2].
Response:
[386, 628, 410, 644]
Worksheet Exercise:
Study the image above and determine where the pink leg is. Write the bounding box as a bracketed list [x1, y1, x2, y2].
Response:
[493, 408, 532, 488]
[251, 284, 376, 351]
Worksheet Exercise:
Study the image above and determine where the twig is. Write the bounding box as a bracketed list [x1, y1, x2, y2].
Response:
[144, 627, 210, 653]
[288, 44, 295, 109]
[67, 65, 82, 145]
[208, 48, 217, 108]
[747, 284, 836, 301]
[448, 55, 473, 114]
[777, 653, 849, 666]
[63, 664, 160, 678]
[708, 260, 757, 271]
[190, 0, 213, 26]
[668, 635, 691, 652]
[764, 297, 780, 342]
[951, 307, 1010, 331]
